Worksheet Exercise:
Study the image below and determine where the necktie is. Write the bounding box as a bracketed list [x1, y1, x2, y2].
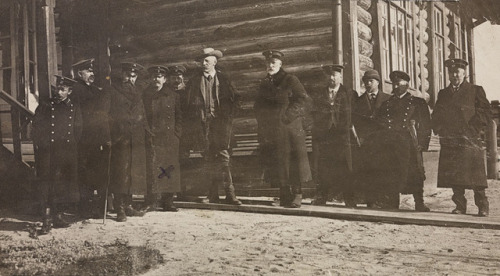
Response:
[369, 93, 376, 104]
[207, 75, 213, 81]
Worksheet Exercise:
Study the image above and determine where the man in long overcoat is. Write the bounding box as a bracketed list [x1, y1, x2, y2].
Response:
[310, 65, 354, 207]
[70, 58, 111, 219]
[432, 58, 492, 216]
[33, 75, 82, 229]
[143, 65, 182, 212]
[108, 62, 148, 221]
[254, 50, 312, 208]
[374, 71, 431, 211]
[168, 65, 190, 200]
[352, 69, 391, 207]
[184, 48, 241, 205]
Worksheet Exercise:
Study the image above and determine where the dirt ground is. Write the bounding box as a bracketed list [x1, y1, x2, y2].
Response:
[1, 180, 500, 276]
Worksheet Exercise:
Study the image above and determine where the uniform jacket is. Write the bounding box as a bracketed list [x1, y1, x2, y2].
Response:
[32, 97, 82, 204]
[108, 80, 148, 195]
[70, 80, 111, 147]
[432, 81, 491, 188]
[374, 92, 431, 193]
[184, 69, 239, 153]
[143, 84, 182, 194]
[254, 69, 312, 185]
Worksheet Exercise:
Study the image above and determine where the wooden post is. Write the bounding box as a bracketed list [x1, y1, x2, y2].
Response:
[95, 0, 111, 87]
[10, 0, 22, 161]
[487, 120, 498, 179]
[36, 0, 57, 103]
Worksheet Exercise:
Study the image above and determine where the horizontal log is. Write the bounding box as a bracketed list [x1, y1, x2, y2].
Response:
[132, 27, 333, 65]
[116, 1, 331, 36]
[128, 10, 331, 50]
[357, 5, 372, 26]
[359, 54, 374, 71]
[357, 0, 372, 11]
[358, 38, 373, 57]
[357, 22, 372, 41]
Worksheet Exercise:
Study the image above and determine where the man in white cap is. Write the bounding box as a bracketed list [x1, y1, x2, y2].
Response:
[432, 58, 492, 217]
[184, 48, 241, 205]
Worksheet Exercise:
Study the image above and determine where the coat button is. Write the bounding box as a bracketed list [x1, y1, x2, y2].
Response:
[69, 124, 72, 126]
[68, 132, 71, 134]
[51, 123, 54, 126]
[51, 131, 54, 134]
[67, 140, 70, 142]
[51, 139, 54, 142]
[69, 116, 72, 119]
[51, 115, 55, 118]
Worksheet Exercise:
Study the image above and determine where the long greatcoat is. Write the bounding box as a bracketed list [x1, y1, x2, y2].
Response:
[70, 80, 111, 194]
[108, 80, 148, 195]
[32, 97, 82, 204]
[254, 69, 312, 187]
[373, 93, 431, 196]
[432, 81, 491, 189]
[143, 85, 182, 194]
[351, 91, 391, 196]
[310, 84, 353, 193]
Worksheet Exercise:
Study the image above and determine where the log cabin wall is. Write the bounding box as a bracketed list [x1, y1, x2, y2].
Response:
[108, 0, 336, 132]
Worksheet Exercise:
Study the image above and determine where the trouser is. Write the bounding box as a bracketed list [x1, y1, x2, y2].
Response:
[452, 187, 488, 212]
[78, 144, 110, 210]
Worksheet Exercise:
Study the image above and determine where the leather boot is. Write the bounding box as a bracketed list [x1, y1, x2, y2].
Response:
[224, 185, 242, 205]
[162, 193, 179, 212]
[451, 193, 467, 214]
[208, 179, 220, 203]
[413, 192, 430, 212]
[474, 190, 489, 217]
[477, 199, 489, 217]
[285, 185, 302, 208]
[115, 194, 127, 222]
[311, 184, 327, 206]
[279, 186, 292, 207]
[143, 193, 159, 212]
[41, 207, 52, 234]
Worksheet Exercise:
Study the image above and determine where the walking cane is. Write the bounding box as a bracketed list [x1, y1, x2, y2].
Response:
[103, 144, 112, 224]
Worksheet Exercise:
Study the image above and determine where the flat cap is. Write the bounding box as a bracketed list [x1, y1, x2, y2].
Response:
[262, 50, 284, 60]
[322, 64, 344, 75]
[167, 65, 187, 76]
[362, 69, 381, 82]
[197, 47, 223, 60]
[55, 75, 77, 87]
[147, 65, 168, 76]
[444, 58, 468, 69]
[121, 62, 144, 73]
[72, 58, 94, 71]
[389, 70, 410, 82]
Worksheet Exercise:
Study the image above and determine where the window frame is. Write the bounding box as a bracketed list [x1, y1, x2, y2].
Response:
[378, 0, 418, 90]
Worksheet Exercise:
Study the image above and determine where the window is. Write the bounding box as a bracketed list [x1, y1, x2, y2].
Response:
[380, 1, 416, 88]
[433, 7, 445, 91]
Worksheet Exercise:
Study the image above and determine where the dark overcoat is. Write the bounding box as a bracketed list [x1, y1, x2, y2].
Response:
[373, 93, 431, 195]
[432, 81, 491, 189]
[32, 97, 82, 204]
[108, 80, 148, 195]
[143, 85, 182, 194]
[184, 69, 239, 156]
[310, 84, 353, 191]
[70, 80, 111, 193]
[351, 91, 391, 196]
[254, 69, 312, 186]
